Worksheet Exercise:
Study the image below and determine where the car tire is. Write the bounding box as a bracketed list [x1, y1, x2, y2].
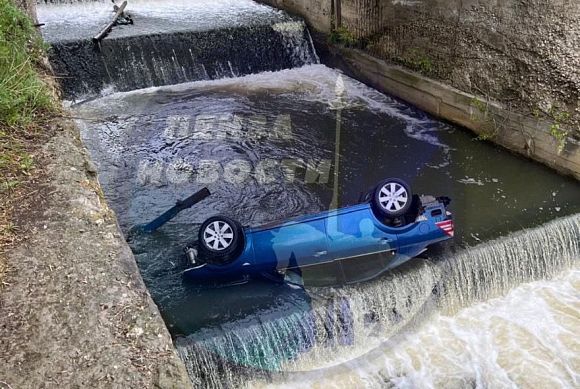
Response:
[198, 216, 244, 265]
[371, 178, 413, 218]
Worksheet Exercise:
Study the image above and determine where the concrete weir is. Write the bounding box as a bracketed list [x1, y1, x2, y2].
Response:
[38, 0, 318, 99]
[1, 1, 318, 387]
[3, 0, 577, 387]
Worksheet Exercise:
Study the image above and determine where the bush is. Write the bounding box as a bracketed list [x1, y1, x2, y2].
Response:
[329, 26, 359, 47]
[400, 49, 434, 76]
[0, 0, 53, 128]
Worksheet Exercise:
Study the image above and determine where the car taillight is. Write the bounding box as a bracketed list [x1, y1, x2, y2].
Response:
[436, 220, 454, 237]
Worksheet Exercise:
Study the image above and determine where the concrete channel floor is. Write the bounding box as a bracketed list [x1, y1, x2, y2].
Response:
[0, 121, 190, 388]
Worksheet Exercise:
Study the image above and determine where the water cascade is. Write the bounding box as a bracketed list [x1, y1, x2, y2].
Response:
[175, 214, 579, 387]
[43, 0, 580, 386]
[37, 0, 319, 99]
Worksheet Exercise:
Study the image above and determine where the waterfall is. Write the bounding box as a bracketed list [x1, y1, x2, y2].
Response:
[272, 21, 321, 67]
[439, 214, 579, 314]
[37, 0, 104, 3]
[38, 1, 320, 99]
[175, 214, 580, 387]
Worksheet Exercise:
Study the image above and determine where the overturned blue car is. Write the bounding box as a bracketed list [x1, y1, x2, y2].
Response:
[183, 178, 453, 286]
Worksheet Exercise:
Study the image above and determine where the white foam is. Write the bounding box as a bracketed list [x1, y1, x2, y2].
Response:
[75, 64, 450, 150]
[259, 269, 580, 388]
[38, 0, 290, 42]
[38, 0, 283, 25]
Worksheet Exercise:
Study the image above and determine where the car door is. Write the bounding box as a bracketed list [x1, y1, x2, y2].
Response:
[326, 205, 399, 283]
[326, 206, 397, 257]
[252, 217, 329, 271]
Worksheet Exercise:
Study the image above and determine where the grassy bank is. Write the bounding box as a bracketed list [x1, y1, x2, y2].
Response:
[0, 0, 57, 283]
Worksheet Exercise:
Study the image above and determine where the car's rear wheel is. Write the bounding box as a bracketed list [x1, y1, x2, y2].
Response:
[372, 178, 412, 218]
[198, 216, 244, 265]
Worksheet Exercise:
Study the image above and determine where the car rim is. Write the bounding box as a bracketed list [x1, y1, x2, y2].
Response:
[379, 182, 408, 212]
[203, 221, 234, 251]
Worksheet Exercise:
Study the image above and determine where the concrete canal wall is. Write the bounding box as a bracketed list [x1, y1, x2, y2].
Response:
[0, 121, 192, 388]
[259, 0, 580, 179]
[0, 2, 191, 387]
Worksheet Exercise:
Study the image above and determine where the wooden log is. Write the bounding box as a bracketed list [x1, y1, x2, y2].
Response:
[92, 1, 128, 44]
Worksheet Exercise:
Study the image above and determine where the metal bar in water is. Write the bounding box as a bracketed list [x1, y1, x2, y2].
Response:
[141, 187, 211, 233]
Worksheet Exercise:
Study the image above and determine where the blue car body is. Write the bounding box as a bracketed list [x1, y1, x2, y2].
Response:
[183, 197, 453, 285]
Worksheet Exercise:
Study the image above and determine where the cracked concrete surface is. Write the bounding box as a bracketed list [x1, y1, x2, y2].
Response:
[0, 122, 191, 388]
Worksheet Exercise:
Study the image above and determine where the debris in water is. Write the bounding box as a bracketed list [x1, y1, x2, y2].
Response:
[470, 233, 482, 242]
[458, 177, 484, 186]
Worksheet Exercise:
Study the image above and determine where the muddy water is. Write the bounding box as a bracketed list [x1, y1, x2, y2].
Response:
[73, 65, 580, 386]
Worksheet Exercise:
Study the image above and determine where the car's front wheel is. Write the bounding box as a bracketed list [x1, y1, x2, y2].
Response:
[198, 216, 244, 265]
[372, 178, 412, 218]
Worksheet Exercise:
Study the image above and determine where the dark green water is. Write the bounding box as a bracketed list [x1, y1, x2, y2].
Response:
[40, 1, 579, 386]
[73, 65, 580, 337]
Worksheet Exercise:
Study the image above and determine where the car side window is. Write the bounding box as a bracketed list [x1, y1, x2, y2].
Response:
[339, 251, 395, 284]
[300, 261, 344, 287]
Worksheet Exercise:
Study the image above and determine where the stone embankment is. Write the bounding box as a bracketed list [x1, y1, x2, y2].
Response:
[259, 0, 580, 179]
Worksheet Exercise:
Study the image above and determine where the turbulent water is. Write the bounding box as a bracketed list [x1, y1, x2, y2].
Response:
[261, 269, 580, 388]
[47, 0, 580, 386]
[38, 0, 318, 98]
[73, 65, 580, 387]
[174, 215, 579, 388]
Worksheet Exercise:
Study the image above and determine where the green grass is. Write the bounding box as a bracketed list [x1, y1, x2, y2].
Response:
[0, 0, 53, 128]
[0, 0, 55, 188]
[400, 48, 434, 76]
[0, 0, 51, 193]
[1, 0, 57, 282]
[533, 105, 573, 153]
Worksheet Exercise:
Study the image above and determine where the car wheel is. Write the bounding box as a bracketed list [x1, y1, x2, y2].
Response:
[372, 178, 412, 218]
[198, 216, 244, 265]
